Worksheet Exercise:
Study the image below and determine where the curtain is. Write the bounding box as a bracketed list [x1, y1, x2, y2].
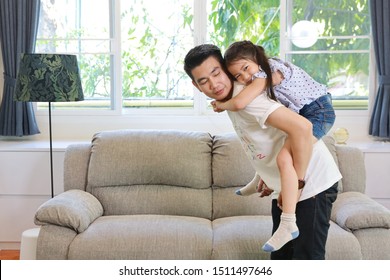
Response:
[369, 0, 390, 138]
[0, 0, 40, 136]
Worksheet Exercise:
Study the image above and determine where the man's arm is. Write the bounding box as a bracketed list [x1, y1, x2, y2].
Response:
[214, 78, 266, 111]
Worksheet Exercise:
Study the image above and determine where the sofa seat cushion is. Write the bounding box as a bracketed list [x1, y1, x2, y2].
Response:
[68, 215, 213, 260]
[212, 218, 364, 260]
[325, 221, 363, 259]
[354, 228, 390, 260]
[212, 216, 272, 259]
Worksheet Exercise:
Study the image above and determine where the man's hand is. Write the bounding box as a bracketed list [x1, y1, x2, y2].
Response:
[258, 179, 274, 197]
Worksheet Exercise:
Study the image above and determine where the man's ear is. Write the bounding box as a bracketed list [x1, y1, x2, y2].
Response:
[192, 80, 202, 92]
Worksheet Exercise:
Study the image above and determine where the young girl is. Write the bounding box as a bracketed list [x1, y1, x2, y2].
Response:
[212, 40, 335, 252]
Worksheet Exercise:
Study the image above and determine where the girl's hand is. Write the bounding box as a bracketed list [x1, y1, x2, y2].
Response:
[211, 100, 225, 113]
[272, 70, 284, 86]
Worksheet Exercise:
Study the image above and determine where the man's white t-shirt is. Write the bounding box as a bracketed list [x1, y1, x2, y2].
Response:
[227, 83, 342, 201]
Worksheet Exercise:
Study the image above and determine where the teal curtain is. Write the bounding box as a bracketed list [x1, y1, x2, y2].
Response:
[0, 0, 40, 136]
[369, 0, 390, 138]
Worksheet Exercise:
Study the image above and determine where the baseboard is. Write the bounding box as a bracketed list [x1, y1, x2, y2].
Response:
[0, 242, 21, 250]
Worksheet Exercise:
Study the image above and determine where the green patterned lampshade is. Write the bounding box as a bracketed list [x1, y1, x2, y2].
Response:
[14, 53, 84, 102]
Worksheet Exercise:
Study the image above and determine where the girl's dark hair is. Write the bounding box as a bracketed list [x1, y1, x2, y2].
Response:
[224, 40, 276, 101]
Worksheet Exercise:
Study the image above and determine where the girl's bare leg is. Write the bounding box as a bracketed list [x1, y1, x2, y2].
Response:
[263, 139, 300, 252]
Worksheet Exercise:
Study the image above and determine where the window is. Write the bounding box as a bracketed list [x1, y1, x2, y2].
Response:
[120, 0, 194, 112]
[283, 0, 371, 110]
[37, 0, 112, 110]
[36, 0, 371, 114]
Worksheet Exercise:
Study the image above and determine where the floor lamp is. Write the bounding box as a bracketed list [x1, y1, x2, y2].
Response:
[14, 54, 84, 198]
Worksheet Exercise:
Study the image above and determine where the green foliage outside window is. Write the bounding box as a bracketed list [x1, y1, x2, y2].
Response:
[208, 0, 280, 56]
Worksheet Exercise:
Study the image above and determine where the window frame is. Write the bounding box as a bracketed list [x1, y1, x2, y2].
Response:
[34, 0, 375, 117]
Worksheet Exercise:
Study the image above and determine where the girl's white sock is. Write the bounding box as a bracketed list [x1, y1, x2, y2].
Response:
[262, 213, 299, 252]
[235, 174, 260, 196]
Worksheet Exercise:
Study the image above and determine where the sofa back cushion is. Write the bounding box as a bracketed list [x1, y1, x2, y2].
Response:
[86, 130, 213, 219]
[322, 136, 343, 192]
[212, 133, 272, 218]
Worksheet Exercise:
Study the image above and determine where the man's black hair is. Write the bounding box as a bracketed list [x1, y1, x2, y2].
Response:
[184, 44, 225, 81]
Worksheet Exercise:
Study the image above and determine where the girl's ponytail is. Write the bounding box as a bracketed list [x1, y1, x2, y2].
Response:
[254, 45, 276, 101]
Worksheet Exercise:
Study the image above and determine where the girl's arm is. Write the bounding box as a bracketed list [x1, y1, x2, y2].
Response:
[214, 78, 266, 111]
[266, 106, 315, 181]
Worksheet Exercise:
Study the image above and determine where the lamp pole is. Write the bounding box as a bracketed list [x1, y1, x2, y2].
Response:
[48, 101, 54, 198]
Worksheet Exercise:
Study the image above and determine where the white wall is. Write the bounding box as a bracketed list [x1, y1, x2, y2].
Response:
[25, 109, 372, 143]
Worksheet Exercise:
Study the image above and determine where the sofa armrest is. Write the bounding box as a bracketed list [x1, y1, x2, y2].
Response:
[34, 189, 103, 233]
[331, 191, 390, 232]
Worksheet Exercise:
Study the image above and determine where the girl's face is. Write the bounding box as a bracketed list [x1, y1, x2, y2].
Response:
[227, 59, 259, 85]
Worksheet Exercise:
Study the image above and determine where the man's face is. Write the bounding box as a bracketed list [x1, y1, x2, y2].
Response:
[191, 56, 233, 101]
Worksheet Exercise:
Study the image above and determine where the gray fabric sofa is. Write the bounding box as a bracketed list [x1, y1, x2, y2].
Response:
[34, 129, 390, 259]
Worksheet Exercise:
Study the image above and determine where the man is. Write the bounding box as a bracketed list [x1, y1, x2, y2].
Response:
[184, 44, 341, 259]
